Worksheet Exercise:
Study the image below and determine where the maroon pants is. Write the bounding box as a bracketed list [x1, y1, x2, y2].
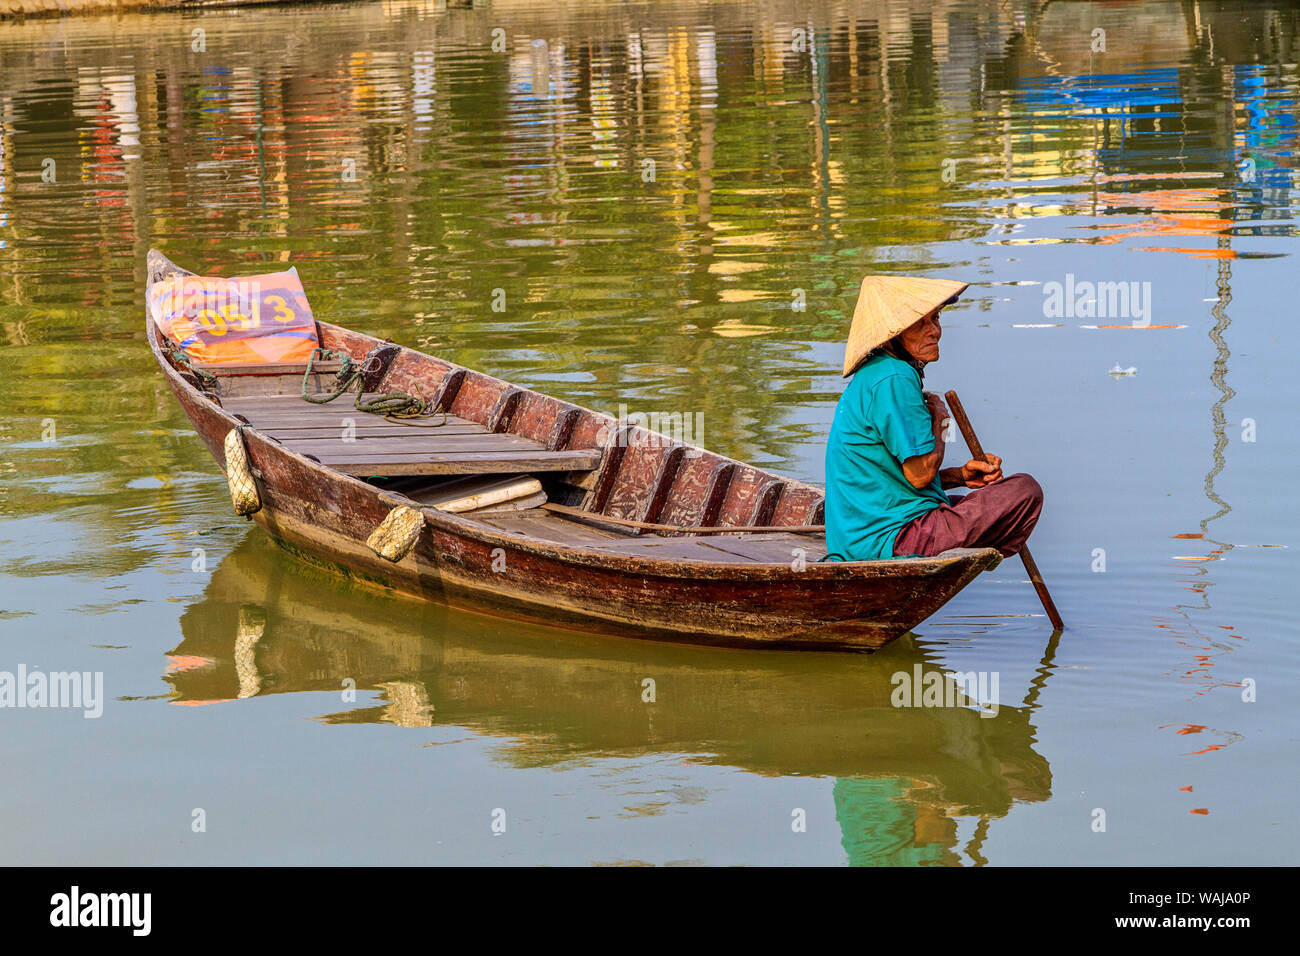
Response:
[893, 473, 1043, 558]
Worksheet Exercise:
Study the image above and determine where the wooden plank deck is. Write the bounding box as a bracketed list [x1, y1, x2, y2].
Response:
[222, 395, 816, 553]
[222, 395, 599, 477]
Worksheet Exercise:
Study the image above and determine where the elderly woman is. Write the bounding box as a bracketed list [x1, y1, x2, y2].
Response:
[825, 276, 1043, 562]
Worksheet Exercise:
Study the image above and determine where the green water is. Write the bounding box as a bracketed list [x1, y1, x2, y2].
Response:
[0, 0, 1297, 865]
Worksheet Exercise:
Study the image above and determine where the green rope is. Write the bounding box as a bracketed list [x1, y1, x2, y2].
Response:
[301, 347, 433, 419]
[357, 392, 428, 417]
[166, 343, 218, 386]
[301, 348, 359, 404]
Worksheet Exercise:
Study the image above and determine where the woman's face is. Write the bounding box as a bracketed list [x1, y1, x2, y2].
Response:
[898, 308, 943, 364]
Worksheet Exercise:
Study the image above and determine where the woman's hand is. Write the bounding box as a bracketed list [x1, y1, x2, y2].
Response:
[922, 391, 948, 430]
[960, 454, 1003, 488]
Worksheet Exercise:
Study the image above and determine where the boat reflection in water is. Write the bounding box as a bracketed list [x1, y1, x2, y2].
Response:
[169, 535, 1057, 865]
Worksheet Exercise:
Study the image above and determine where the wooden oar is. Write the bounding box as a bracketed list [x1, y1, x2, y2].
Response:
[943, 390, 1064, 630]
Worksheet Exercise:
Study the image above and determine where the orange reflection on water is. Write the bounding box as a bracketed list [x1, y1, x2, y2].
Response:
[1145, 246, 1240, 259]
[1089, 185, 1238, 259]
[165, 655, 215, 674]
[170, 698, 230, 707]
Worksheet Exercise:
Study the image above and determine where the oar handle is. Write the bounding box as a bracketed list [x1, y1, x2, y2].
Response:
[942, 390, 986, 463]
[942, 389, 1065, 631]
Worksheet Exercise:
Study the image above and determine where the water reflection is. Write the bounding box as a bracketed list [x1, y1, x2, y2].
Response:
[169, 534, 1055, 865]
[0, 3, 1295, 481]
[1159, 239, 1238, 699]
[0, 0, 1293, 525]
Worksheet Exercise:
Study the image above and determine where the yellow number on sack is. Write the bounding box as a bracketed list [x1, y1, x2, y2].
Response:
[222, 303, 258, 330]
[195, 309, 228, 336]
[264, 295, 295, 323]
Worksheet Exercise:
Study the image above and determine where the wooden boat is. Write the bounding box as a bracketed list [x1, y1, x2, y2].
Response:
[146, 250, 1001, 650]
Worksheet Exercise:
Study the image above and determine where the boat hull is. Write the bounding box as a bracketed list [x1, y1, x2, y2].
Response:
[158, 361, 997, 650]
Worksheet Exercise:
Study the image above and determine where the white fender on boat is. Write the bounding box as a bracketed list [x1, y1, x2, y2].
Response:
[223, 427, 262, 516]
[367, 505, 424, 562]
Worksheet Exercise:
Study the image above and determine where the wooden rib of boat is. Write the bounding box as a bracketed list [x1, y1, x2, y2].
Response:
[146, 250, 1001, 651]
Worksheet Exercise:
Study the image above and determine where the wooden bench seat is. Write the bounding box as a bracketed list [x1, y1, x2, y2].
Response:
[222, 395, 600, 478]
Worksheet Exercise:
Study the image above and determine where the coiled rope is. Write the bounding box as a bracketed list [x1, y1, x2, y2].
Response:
[301, 347, 437, 420]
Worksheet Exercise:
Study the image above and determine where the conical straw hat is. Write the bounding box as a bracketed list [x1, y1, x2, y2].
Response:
[843, 275, 969, 377]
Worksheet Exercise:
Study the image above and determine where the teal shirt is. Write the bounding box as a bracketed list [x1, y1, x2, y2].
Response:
[824, 354, 949, 560]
